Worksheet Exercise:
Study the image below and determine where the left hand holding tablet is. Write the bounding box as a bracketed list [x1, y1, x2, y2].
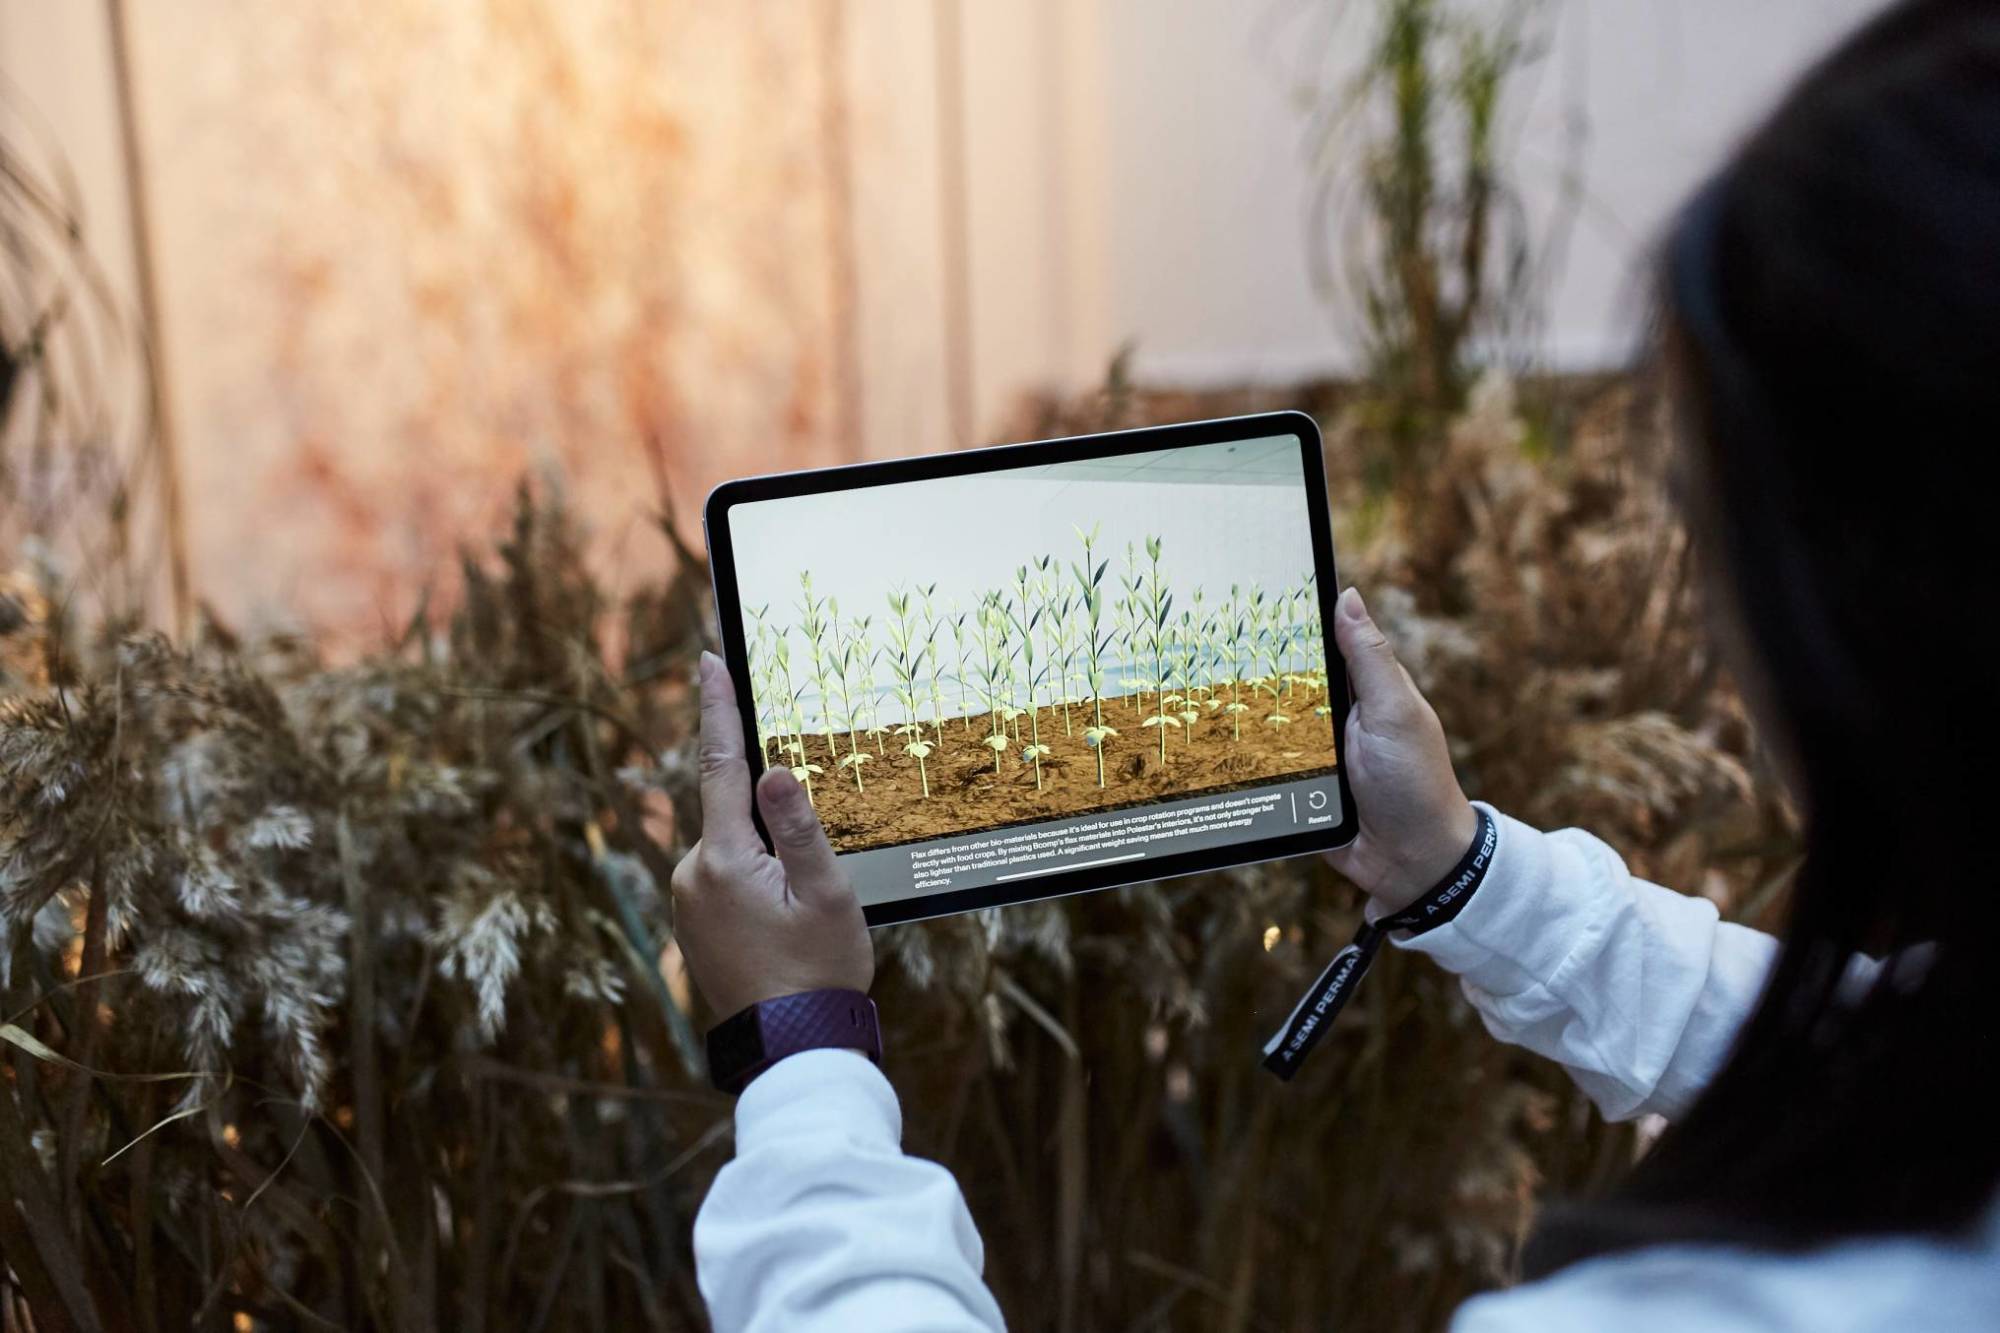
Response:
[671, 651, 874, 1020]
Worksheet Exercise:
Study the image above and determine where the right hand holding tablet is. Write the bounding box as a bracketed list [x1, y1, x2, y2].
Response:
[1322, 588, 1479, 914]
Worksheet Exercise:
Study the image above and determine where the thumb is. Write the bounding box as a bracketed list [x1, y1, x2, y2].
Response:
[1333, 587, 1411, 715]
[756, 767, 845, 901]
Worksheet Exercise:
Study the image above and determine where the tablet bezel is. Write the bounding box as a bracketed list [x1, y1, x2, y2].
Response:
[702, 410, 1359, 927]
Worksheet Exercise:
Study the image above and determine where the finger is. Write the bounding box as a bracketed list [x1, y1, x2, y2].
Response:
[697, 651, 759, 850]
[1333, 587, 1414, 721]
[756, 767, 846, 903]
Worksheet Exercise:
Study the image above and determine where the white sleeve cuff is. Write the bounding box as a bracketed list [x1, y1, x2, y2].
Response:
[1385, 802, 1771, 1124]
[1389, 803, 1621, 995]
[698, 1047, 1007, 1331]
[734, 1047, 902, 1156]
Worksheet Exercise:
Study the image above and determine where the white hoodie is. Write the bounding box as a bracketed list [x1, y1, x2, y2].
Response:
[692, 806, 2000, 1331]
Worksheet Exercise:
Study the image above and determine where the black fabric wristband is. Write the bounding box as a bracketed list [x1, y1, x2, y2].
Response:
[1373, 805, 1499, 939]
[1261, 806, 1497, 1081]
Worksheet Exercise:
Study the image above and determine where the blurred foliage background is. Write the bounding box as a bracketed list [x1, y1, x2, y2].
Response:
[2, 1, 1838, 1329]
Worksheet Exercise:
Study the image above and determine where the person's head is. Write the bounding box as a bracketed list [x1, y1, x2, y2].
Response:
[1530, 0, 2000, 1271]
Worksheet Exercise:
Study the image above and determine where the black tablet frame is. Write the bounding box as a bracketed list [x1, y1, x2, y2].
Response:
[702, 411, 1359, 927]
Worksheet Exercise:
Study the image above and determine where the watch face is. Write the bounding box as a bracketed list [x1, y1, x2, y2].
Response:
[707, 1008, 765, 1081]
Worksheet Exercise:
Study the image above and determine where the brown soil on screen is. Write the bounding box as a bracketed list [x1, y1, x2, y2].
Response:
[786, 686, 1338, 854]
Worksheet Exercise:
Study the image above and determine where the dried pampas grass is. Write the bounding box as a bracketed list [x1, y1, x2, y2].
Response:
[0, 379, 1797, 1331]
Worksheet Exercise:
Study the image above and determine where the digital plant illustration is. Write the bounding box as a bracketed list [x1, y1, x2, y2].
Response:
[743, 525, 1337, 853]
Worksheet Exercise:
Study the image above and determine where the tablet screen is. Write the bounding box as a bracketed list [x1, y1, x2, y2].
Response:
[710, 419, 1350, 922]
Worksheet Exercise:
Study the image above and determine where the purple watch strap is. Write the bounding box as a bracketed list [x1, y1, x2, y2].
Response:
[707, 989, 882, 1094]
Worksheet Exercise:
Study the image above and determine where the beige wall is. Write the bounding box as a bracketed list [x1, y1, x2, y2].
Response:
[3, 0, 1885, 633]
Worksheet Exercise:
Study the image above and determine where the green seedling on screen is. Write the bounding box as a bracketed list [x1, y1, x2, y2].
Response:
[1054, 592, 1083, 737]
[1035, 556, 1077, 737]
[947, 602, 973, 731]
[854, 620, 886, 756]
[1277, 584, 1299, 702]
[770, 635, 801, 766]
[1256, 588, 1294, 732]
[1118, 543, 1143, 716]
[773, 636, 821, 805]
[798, 572, 839, 763]
[831, 613, 871, 791]
[747, 602, 783, 763]
[987, 591, 1020, 742]
[885, 589, 936, 798]
[1223, 585, 1252, 741]
[1008, 565, 1052, 790]
[919, 583, 950, 744]
[1174, 608, 1202, 732]
[1258, 590, 1288, 705]
[1071, 522, 1118, 787]
[1139, 536, 1180, 765]
[975, 594, 1009, 774]
[1198, 611, 1224, 717]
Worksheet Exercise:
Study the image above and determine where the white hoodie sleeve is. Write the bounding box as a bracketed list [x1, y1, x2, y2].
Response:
[1394, 804, 1779, 1122]
[1402, 813, 1988, 1333]
[693, 1047, 1007, 1332]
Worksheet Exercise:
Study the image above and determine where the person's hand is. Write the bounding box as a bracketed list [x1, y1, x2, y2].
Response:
[669, 651, 873, 1020]
[1323, 587, 1479, 915]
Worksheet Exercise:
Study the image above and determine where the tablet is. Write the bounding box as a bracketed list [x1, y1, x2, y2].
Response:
[703, 411, 1357, 926]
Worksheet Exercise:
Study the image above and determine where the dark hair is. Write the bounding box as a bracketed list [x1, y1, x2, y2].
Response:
[1527, 0, 2000, 1274]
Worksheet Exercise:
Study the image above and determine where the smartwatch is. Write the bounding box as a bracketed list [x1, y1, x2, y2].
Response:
[706, 988, 883, 1095]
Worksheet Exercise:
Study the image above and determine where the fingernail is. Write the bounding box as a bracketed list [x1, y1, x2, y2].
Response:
[1341, 587, 1369, 623]
[698, 650, 720, 685]
[761, 765, 804, 810]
